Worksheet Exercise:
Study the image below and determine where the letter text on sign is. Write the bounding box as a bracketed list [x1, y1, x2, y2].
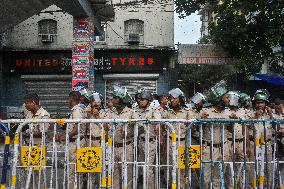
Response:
[138, 58, 144, 65]
[112, 58, 118, 65]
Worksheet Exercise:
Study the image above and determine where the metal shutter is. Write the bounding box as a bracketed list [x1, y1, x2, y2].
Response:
[22, 75, 71, 118]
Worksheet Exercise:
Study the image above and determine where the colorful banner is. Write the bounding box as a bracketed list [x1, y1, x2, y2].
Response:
[72, 19, 94, 91]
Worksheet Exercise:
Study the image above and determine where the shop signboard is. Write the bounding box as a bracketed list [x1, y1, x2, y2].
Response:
[4, 51, 72, 74]
[178, 44, 237, 65]
[93, 50, 168, 72]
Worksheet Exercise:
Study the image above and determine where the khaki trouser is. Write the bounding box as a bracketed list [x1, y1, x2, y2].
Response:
[67, 139, 86, 189]
[166, 136, 200, 189]
[85, 139, 101, 189]
[113, 142, 134, 189]
[169, 139, 186, 189]
[247, 140, 273, 189]
[202, 141, 231, 189]
[227, 139, 247, 187]
[138, 137, 157, 188]
[21, 137, 47, 189]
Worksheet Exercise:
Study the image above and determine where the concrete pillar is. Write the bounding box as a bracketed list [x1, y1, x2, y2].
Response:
[0, 52, 3, 110]
[72, 18, 94, 91]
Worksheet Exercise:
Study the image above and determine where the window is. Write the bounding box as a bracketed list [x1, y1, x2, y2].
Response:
[94, 23, 106, 42]
[38, 19, 57, 43]
[125, 19, 144, 35]
[124, 19, 144, 44]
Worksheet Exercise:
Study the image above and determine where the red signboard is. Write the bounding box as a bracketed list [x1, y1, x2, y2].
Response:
[93, 50, 168, 72]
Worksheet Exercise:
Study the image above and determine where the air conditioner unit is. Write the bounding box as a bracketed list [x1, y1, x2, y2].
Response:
[41, 34, 54, 43]
[127, 33, 140, 44]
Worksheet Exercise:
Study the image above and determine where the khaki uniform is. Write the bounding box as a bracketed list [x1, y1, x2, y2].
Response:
[103, 106, 134, 189]
[224, 108, 248, 159]
[188, 107, 201, 145]
[65, 103, 87, 189]
[273, 112, 284, 186]
[223, 108, 249, 188]
[247, 111, 274, 188]
[157, 106, 168, 120]
[24, 107, 50, 145]
[86, 109, 107, 146]
[86, 109, 107, 188]
[166, 107, 195, 189]
[23, 107, 50, 189]
[132, 106, 161, 188]
[199, 107, 231, 189]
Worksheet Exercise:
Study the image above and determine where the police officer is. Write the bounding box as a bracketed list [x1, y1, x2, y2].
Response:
[55, 91, 87, 188]
[248, 89, 274, 188]
[189, 92, 207, 113]
[189, 92, 207, 145]
[200, 81, 231, 189]
[132, 90, 161, 188]
[239, 92, 253, 111]
[167, 88, 195, 188]
[103, 86, 134, 189]
[23, 93, 50, 189]
[85, 91, 106, 188]
[23, 93, 50, 145]
[273, 98, 284, 186]
[224, 91, 250, 187]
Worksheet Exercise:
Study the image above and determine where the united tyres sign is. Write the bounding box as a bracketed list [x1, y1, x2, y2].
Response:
[93, 50, 169, 72]
[178, 44, 237, 65]
[4, 51, 72, 74]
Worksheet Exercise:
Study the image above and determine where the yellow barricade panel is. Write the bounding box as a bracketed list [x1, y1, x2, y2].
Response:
[178, 145, 201, 169]
[21, 146, 46, 171]
[76, 147, 102, 173]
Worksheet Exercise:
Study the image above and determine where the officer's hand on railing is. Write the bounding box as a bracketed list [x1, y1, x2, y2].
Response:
[91, 108, 100, 118]
[254, 110, 263, 118]
[279, 127, 284, 134]
[229, 113, 238, 119]
[55, 134, 65, 142]
[266, 107, 273, 118]
[201, 112, 209, 119]
[246, 148, 253, 158]
[103, 123, 110, 131]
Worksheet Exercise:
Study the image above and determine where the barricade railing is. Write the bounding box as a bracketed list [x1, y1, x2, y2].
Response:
[0, 118, 283, 189]
[0, 122, 10, 189]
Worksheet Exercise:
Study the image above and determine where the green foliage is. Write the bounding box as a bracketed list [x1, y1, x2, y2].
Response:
[178, 64, 237, 93]
[198, 35, 212, 44]
[175, 0, 284, 76]
[175, 0, 218, 18]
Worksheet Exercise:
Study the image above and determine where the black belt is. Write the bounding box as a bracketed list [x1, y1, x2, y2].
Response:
[70, 136, 101, 142]
[228, 138, 244, 142]
[140, 137, 155, 142]
[69, 138, 76, 142]
[249, 136, 271, 143]
[85, 136, 101, 141]
[169, 137, 185, 141]
[114, 140, 133, 147]
[202, 140, 224, 148]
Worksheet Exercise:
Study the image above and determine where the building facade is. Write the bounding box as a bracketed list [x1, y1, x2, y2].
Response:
[92, 0, 176, 99]
[0, 1, 176, 118]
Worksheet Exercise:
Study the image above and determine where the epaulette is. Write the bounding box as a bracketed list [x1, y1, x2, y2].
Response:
[77, 103, 86, 109]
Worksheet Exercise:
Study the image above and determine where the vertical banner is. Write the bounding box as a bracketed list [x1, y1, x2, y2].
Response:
[72, 19, 94, 91]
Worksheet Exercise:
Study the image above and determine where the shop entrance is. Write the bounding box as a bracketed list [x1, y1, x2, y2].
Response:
[22, 75, 71, 118]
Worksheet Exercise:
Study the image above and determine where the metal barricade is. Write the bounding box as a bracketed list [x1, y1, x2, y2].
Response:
[0, 118, 283, 189]
[0, 122, 10, 189]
